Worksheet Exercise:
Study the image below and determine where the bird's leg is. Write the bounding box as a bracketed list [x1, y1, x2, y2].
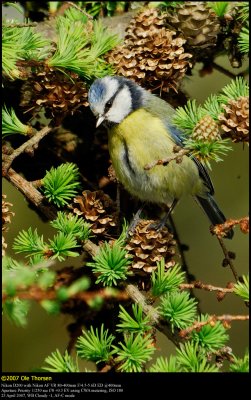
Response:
[127, 203, 145, 237]
[150, 199, 178, 230]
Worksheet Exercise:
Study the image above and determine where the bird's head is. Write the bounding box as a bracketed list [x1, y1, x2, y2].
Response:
[88, 76, 145, 127]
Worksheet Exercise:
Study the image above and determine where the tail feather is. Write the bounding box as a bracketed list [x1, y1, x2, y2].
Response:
[195, 194, 234, 239]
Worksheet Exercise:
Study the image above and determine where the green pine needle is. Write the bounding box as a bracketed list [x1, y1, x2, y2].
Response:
[40, 300, 61, 315]
[91, 20, 121, 58]
[148, 355, 179, 372]
[233, 275, 249, 302]
[2, 25, 50, 78]
[13, 228, 46, 257]
[83, 2, 102, 17]
[48, 232, 80, 261]
[37, 270, 57, 290]
[113, 219, 128, 247]
[160, 291, 198, 331]
[50, 211, 91, 241]
[191, 314, 229, 352]
[2, 256, 37, 296]
[76, 324, 115, 363]
[218, 77, 249, 103]
[48, 16, 119, 80]
[2, 25, 24, 78]
[43, 349, 79, 372]
[208, 2, 229, 17]
[238, 27, 249, 54]
[172, 100, 205, 135]
[64, 7, 89, 24]
[2, 105, 32, 137]
[176, 341, 219, 372]
[3, 2, 24, 14]
[236, 2, 249, 23]
[42, 163, 81, 207]
[202, 94, 224, 120]
[2, 255, 22, 271]
[116, 304, 152, 333]
[229, 349, 249, 372]
[150, 2, 184, 8]
[19, 27, 50, 60]
[2, 256, 57, 303]
[28, 254, 45, 265]
[3, 299, 30, 327]
[87, 241, 132, 286]
[151, 260, 186, 297]
[66, 277, 90, 297]
[184, 138, 232, 170]
[113, 333, 155, 372]
[48, 17, 91, 75]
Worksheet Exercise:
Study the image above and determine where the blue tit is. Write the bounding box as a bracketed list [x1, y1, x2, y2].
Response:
[88, 76, 233, 239]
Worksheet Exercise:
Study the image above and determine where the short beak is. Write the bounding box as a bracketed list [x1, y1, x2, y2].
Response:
[96, 115, 105, 128]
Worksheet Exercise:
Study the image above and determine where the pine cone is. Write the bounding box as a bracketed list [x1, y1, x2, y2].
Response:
[105, 7, 192, 94]
[71, 190, 118, 235]
[20, 66, 89, 125]
[167, 2, 220, 48]
[125, 7, 167, 40]
[125, 219, 176, 275]
[2, 194, 15, 257]
[193, 115, 221, 141]
[218, 96, 249, 143]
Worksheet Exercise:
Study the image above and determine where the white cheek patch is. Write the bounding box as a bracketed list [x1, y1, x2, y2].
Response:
[107, 86, 132, 123]
[103, 78, 119, 105]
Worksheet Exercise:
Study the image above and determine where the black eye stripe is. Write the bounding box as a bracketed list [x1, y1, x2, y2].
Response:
[104, 83, 125, 114]
[104, 99, 113, 113]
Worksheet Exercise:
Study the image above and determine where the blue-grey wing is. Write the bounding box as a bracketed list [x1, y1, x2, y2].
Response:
[167, 123, 186, 146]
[168, 122, 215, 195]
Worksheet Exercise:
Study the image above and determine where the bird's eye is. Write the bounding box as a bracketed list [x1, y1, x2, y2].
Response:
[105, 100, 113, 113]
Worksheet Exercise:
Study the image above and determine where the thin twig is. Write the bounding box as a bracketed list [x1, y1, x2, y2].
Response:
[216, 314, 249, 322]
[179, 314, 249, 338]
[180, 281, 234, 293]
[2, 126, 52, 174]
[66, 2, 94, 19]
[125, 284, 182, 346]
[217, 236, 239, 282]
[2, 286, 129, 303]
[144, 147, 189, 170]
[212, 217, 249, 236]
[4, 22, 38, 28]
[83, 240, 99, 258]
[125, 284, 159, 325]
[3, 168, 58, 220]
[30, 179, 43, 189]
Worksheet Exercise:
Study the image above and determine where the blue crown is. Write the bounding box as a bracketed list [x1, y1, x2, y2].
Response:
[88, 80, 105, 103]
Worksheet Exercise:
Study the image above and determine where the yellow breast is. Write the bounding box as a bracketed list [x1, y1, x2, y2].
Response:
[108, 109, 204, 204]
